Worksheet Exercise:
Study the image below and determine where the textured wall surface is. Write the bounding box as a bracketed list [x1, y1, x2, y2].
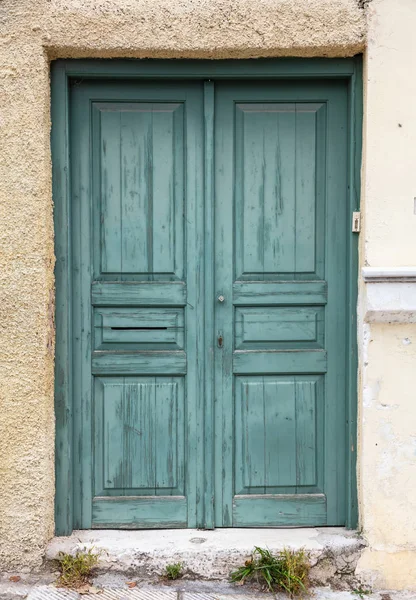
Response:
[356, 0, 416, 589]
[363, 0, 416, 267]
[3, 0, 414, 588]
[0, 0, 366, 570]
[8, 0, 366, 60]
[357, 324, 416, 589]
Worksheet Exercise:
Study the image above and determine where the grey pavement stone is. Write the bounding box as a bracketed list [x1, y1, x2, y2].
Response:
[1, 583, 415, 600]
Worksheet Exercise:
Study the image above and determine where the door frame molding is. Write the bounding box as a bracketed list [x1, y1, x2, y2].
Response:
[52, 57, 362, 535]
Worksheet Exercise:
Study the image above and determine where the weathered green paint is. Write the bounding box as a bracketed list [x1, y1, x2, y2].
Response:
[70, 80, 205, 528]
[91, 281, 187, 306]
[346, 59, 363, 530]
[213, 80, 348, 526]
[52, 58, 362, 535]
[233, 494, 327, 527]
[203, 80, 215, 530]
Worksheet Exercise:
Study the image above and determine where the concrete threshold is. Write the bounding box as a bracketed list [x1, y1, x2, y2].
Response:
[46, 528, 365, 586]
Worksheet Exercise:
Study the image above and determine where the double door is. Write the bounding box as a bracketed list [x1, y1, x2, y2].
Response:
[70, 77, 349, 528]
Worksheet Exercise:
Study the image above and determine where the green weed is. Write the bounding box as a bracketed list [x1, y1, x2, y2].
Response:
[352, 587, 372, 599]
[56, 547, 100, 588]
[165, 562, 184, 580]
[230, 546, 310, 597]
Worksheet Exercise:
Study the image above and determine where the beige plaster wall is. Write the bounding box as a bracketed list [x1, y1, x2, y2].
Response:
[363, 0, 416, 267]
[0, 0, 366, 571]
[357, 324, 416, 589]
[356, 0, 416, 590]
[3, 0, 416, 591]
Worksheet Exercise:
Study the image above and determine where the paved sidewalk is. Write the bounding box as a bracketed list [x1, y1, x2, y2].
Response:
[1, 580, 415, 600]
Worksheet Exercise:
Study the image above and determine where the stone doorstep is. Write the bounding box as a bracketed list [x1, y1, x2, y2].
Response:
[45, 528, 366, 586]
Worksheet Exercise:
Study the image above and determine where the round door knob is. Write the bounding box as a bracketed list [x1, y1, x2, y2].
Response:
[217, 295, 225, 303]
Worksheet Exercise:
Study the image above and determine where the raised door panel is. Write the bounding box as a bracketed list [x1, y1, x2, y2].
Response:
[92, 377, 186, 528]
[94, 377, 184, 494]
[96, 103, 184, 279]
[235, 306, 324, 349]
[234, 102, 325, 280]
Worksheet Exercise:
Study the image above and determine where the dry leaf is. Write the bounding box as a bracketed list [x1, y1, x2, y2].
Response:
[127, 581, 137, 588]
[78, 585, 102, 595]
[88, 587, 103, 595]
[9, 576, 21, 583]
[78, 584, 90, 595]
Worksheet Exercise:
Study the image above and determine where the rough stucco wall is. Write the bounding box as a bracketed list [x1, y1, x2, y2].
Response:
[40, 0, 365, 60]
[357, 325, 416, 589]
[363, 0, 416, 267]
[356, 0, 416, 590]
[0, 0, 367, 574]
[0, 32, 55, 570]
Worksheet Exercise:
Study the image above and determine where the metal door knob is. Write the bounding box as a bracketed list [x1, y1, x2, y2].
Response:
[217, 295, 225, 303]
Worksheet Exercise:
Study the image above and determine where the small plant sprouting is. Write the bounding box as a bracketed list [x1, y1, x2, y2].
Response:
[56, 547, 100, 588]
[230, 546, 310, 597]
[165, 561, 184, 580]
[352, 587, 372, 599]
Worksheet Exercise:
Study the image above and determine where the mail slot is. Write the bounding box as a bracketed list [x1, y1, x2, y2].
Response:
[94, 308, 184, 350]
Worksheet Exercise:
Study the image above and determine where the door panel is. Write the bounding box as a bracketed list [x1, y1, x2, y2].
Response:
[234, 102, 325, 279]
[98, 103, 184, 277]
[92, 376, 186, 528]
[71, 81, 205, 528]
[234, 376, 321, 492]
[214, 81, 348, 526]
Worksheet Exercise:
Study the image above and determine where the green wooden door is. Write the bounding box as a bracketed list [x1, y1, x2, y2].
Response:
[213, 81, 348, 526]
[70, 77, 349, 529]
[71, 80, 206, 528]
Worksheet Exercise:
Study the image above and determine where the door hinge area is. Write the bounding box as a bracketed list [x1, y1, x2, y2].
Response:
[352, 211, 361, 233]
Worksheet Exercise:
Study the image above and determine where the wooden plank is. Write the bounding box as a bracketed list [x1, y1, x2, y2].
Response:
[91, 281, 186, 306]
[233, 281, 327, 305]
[100, 110, 122, 273]
[155, 377, 182, 490]
[312, 103, 327, 281]
[233, 350, 327, 374]
[233, 494, 327, 526]
[266, 379, 297, 488]
[294, 105, 319, 273]
[71, 78, 94, 529]
[237, 104, 263, 275]
[295, 380, 317, 487]
[58, 58, 356, 79]
[324, 81, 349, 525]
[265, 106, 296, 274]
[120, 109, 151, 274]
[203, 80, 215, 529]
[346, 57, 363, 530]
[52, 62, 73, 536]
[234, 377, 266, 493]
[92, 496, 187, 528]
[92, 351, 186, 375]
[182, 83, 205, 528]
[213, 83, 235, 526]
[151, 104, 185, 277]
